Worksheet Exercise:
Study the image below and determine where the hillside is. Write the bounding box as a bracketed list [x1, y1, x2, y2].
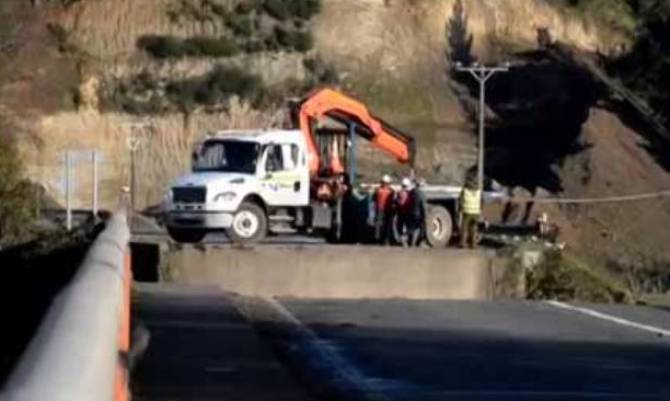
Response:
[1, 0, 669, 284]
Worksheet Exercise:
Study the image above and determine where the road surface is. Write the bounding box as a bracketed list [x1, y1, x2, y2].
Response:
[132, 284, 670, 401]
[131, 284, 314, 401]
[264, 298, 670, 401]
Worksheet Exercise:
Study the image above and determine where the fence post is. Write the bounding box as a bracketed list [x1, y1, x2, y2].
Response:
[65, 151, 72, 231]
[92, 150, 99, 218]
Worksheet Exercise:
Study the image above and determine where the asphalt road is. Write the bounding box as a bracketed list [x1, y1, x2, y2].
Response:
[131, 284, 670, 401]
[273, 298, 670, 401]
[131, 284, 314, 401]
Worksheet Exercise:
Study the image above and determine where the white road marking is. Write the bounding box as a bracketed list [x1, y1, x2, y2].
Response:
[261, 297, 395, 401]
[546, 300, 670, 338]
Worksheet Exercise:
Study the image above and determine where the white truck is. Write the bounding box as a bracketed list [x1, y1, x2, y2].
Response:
[164, 88, 501, 245]
[166, 129, 313, 243]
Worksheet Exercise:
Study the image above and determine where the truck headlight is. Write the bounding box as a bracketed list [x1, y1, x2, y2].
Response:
[214, 192, 237, 202]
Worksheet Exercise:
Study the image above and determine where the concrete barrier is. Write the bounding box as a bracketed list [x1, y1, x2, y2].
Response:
[168, 246, 494, 300]
[1, 210, 131, 401]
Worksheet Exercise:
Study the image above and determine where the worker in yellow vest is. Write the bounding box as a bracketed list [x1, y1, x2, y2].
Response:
[459, 177, 482, 248]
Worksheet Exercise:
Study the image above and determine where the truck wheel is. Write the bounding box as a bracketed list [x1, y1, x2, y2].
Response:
[167, 227, 206, 244]
[425, 205, 453, 248]
[227, 202, 267, 244]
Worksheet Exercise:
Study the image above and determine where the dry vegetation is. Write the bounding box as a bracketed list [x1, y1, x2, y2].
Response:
[20, 98, 283, 210]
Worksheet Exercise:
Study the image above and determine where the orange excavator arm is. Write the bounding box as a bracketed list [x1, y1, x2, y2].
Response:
[297, 88, 416, 176]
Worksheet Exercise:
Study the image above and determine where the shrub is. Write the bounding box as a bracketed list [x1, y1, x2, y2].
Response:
[186, 36, 240, 57]
[526, 250, 631, 303]
[288, 0, 321, 20]
[291, 30, 313, 52]
[207, 66, 261, 97]
[166, 67, 263, 109]
[235, 0, 259, 14]
[210, 2, 228, 17]
[137, 35, 240, 58]
[274, 26, 313, 51]
[0, 142, 37, 248]
[137, 35, 186, 58]
[263, 0, 289, 20]
[244, 40, 266, 53]
[304, 57, 338, 83]
[263, 0, 321, 21]
[227, 14, 254, 37]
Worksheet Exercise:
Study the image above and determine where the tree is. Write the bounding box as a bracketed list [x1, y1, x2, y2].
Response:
[445, 0, 474, 66]
[611, 0, 670, 126]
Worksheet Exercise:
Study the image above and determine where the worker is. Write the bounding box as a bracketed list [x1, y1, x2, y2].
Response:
[395, 177, 413, 247]
[459, 176, 482, 248]
[408, 178, 427, 247]
[373, 174, 395, 244]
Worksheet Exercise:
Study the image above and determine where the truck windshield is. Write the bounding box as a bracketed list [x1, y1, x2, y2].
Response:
[193, 140, 259, 174]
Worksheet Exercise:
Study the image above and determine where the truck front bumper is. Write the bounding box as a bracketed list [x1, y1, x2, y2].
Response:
[167, 211, 234, 229]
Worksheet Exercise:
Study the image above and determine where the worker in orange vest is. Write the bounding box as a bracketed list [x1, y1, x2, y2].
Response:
[373, 174, 395, 244]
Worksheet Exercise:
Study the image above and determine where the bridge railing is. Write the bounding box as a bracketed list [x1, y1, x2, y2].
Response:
[1, 206, 132, 401]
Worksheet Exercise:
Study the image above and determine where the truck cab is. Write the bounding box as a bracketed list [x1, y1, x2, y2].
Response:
[166, 129, 310, 243]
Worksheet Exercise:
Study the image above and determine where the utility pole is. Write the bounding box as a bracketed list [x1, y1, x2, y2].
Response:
[65, 151, 72, 231]
[455, 61, 510, 191]
[126, 123, 150, 214]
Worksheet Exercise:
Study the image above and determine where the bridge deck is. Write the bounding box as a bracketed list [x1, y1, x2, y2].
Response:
[131, 284, 314, 401]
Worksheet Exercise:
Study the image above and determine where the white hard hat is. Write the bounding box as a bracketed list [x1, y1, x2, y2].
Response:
[381, 174, 392, 184]
[401, 177, 412, 187]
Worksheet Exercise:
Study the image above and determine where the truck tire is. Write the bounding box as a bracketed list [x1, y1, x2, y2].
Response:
[167, 227, 206, 244]
[425, 205, 453, 248]
[227, 202, 267, 244]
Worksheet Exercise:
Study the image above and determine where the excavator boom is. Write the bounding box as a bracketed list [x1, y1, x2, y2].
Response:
[297, 88, 416, 176]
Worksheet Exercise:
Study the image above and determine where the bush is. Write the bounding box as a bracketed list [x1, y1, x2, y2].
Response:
[244, 40, 266, 53]
[291, 30, 313, 52]
[227, 14, 254, 37]
[274, 26, 313, 51]
[207, 66, 262, 97]
[186, 36, 240, 57]
[263, 0, 289, 20]
[263, 0, 321, 21]
[166, 66, 263, 110]
[288, 0, 321, 20]
[235, 0, 259, 14]
[137, 35, 240, 58]
[304, 56, 338, 83]
[526, 250, 631, 303]
[137, 35, 186, 58]
[0, 142, 37, 248]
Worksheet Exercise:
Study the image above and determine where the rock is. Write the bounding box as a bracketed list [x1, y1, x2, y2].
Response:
[535, 187, 552, 199]
[78, 75, 101, 112]
[512, 186, 532, 199]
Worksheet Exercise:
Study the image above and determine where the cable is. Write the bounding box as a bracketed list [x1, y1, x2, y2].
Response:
[505, 190, 670, 205]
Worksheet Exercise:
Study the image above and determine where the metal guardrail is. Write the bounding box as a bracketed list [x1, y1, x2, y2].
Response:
[1, 208, 132, 401]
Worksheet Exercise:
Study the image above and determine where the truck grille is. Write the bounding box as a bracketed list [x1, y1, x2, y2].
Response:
[172, 187, 206, 203]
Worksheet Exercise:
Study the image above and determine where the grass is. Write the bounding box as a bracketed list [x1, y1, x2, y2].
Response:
[526, 250, 632, 303]
[21, 104, 283, 210]
[546, 0, 636, 38]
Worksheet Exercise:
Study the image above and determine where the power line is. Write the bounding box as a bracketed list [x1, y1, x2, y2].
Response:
[504, 190, 670, 205]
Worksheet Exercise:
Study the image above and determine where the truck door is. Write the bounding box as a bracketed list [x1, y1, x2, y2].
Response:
[260, 143, 309, 206]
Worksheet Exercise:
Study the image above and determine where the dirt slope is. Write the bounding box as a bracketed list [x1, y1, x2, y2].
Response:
[551, 109, 670, 265]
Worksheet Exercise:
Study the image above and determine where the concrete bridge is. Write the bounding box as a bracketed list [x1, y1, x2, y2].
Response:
[3, 208, 670, 401]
